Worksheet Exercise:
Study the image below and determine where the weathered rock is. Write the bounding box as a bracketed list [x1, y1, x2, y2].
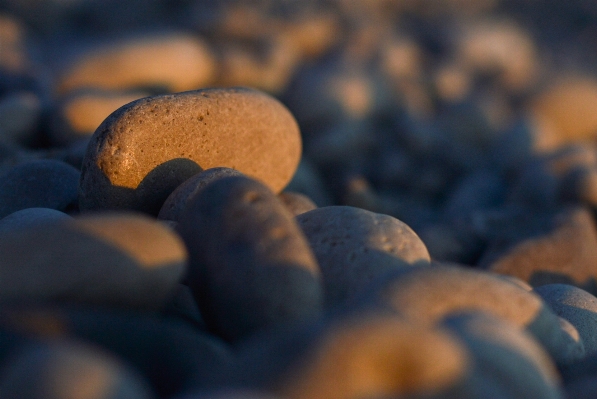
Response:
[0, 160, 80, 219]
[535, 284, 597, 357]
[296, 206, 430, 308]
[0, 213, 187, 311]
[79, 87, 302, 215]
[0, 341, 155, 399]
[370, 263, 581, 364]
[158, 167, 243, 222]
[57, 33, 216, 94]
[179, 176, 322, 342]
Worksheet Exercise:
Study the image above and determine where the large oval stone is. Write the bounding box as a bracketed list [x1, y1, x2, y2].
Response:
[79, 87, 302, 215]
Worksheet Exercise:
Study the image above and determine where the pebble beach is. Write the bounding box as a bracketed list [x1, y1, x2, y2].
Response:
[2, 0, 597, 398]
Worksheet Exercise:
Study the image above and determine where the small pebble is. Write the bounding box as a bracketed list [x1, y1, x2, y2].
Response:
[0, 159, 80, 219]
[79, 87, 302, 214]
[0, 91, 42, 146]
[296, 205, 430, 308]
[179, 175, 322, 342]
[277, 191, 317, 216]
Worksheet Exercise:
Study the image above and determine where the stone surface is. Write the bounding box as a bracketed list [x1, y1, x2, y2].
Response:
[370, 263, 580, 364]
[482, 207, 597, 294]
[0, 91, 41, 145]
[0, 160, 80, 219]
[0, 207, 71, 233]
[179, 175, 322, 342]
[57, 33, 216, 93]
[278, 191, 317, 216]
[158, 167, 243, 222]
[296, 206, 430, 308]
[79, 87, 302, 215]
[442, 312, 563, 399]
[534, 284, 597, 357]
[233, 312, 470, 399]
[0, 213, 187, 311]
[0, 341, 155, 399]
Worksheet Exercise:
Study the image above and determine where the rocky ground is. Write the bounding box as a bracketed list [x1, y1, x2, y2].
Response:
[2, 0, 597, 398]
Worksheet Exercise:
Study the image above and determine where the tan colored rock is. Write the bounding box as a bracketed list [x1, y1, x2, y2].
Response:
[0, 213, 187, 311]
[57, 33, 216, 94]
[79, 87, 302, 214]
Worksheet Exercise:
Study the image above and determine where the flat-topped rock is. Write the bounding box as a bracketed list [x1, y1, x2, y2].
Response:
[79, 87, 302, 215]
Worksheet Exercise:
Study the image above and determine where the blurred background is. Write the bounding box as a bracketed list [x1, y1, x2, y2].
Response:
[3, 0, 597, 266]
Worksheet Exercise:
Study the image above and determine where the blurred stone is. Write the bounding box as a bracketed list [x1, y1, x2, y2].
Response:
[0, 91, 42, 146]
[0, 207, 71, 233]
[278, 191, 317, 216]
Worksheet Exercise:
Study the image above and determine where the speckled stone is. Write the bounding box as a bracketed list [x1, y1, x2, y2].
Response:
[442, 313, 563, 399]
[534, 284, 597, 357]
[158, 167, 243, 222]
[278, 191, 317, 216]
[295, 206, 430, 308]
[179, 175, 322, 342]
[79, 87, 302, 215]
[57, 33, 216, 93]
[233, 312, 470, 399]
[0, 207, 71, 233]
[0, 213, 187, 311]
[0, 341, 155, 399]
[0, 160, 80, 219]
[370, 263, 581, 365]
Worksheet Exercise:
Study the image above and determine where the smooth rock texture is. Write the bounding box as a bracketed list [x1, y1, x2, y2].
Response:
[57, 33, 216, 93]
[0, 207, 71, 233]
[0, 341, 155, 399]
[158, 167, 243, 222]
[233, 312, 470, 399]
[442, 313, 563, 399]
[296, 206, 430, 308]
[0, 159, 80, 218]
[278, 191, 317, 216]
[179, 175, 322, 342]
[370, 263, 580, 365]
[534, 284, 597, 357]
[483, 207, 597, 294]
[0, 213, 187, 310]
[79, 87, 302, 215]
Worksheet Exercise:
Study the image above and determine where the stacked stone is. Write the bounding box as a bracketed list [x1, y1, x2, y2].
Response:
[3, 1, 597, 398]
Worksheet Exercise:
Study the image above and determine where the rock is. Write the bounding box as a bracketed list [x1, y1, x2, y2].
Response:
[50, 89, 148, 145]
[482, 207, 597, 294]
[284, 158, 332, 207]
[158, 167, 243, 222]
[179, 175, 322, 342]
[566, 376, 597, 399]
[57, 33, 216, 94]
[442, 312, 563, 399]
[278, 191, 317, 216]
[0, 13, 29, 72]
[0, 159, 80, 219]
[0, 207, 71, 233]
[162, 283, 206, 331]
[0, 213, 187, 311]
[174, 390, 281, 399]
[296, 206, 430, 308]
[534, 284, 597, 357]
[0, 304, 233, 398]
[369, 263, 581, 365]
[79, 87, 302, 215]
[0, 91, 42, 146]
[0, 341, 155, 399]
[232, 312, 470, 399]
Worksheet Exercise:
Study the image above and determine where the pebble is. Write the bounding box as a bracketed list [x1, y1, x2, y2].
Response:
[441, 312, 563, 399]
[158, 167, 243, 222]
[369, 263, 581, 365]
[534, 284, 597, 357]
[0, 213, 187, 311]
[79, 87, 302, 215]
[57, 33, 216, 94]
[483, 207, 597, 294]
[0, 340, 155, 399]
[232, 312, 470, 399]
[0, 207, 71, 233]
[278, 191, 317, 216]
[0, 91, 42, 146]
[179, 175, 322, 342]
[0, 159, 80, 219]
[295, 205, 430, 308]
[50, 89, 148, 145]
